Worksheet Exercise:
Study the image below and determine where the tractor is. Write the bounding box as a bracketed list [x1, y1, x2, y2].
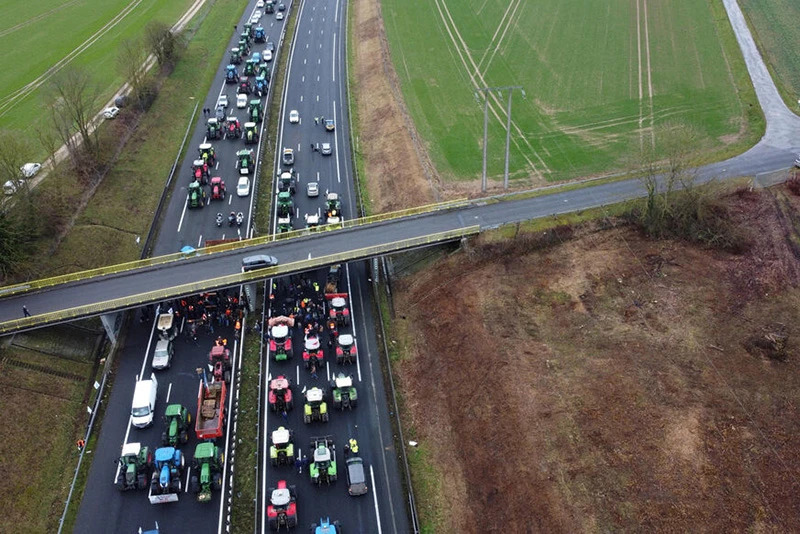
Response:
[236, 149, 254, 175]
[325, 192, 342, 224]
[210, 176, 226, 201]
[244, 122, 259, 145]
[241, 29, 251, 45]
[238, 76, 253, 95]
[116, 442, 152, 491]
[277, 215, 292, 233]
[252, 51, 262, 64]
[277, 191, 293, 217]
[230, 47, 242, 65]
[191, 159, 210, 184]
[327, 294, 351, 327]
[309, 436, 337, 484]
[244, 58, 257, 77]
[331, 373, 358, 410]
[303, 387, 329, 424]
[269, 426, 296, 466]
[267, 480, 298, 531]
[150, 447, 184, 498]
[265, 0, 275, 13]
[268, 375, 294, 412]
[242, 23, 252, 40]
[207, 118, 221, 140]
[254, 26, 266, 43]
[312, 518, 342, 534]
[335, 334, 357, 365]
[258, 64, 271, 81]
[302, 332, 324, 369]
[254, 75, 268, 97]
[187, 180, 206, 209]
[209, 344, 232, 383]
[190, 442, 224, 502]
[225, 116, 242, 140]
[305, 213, 321, 230]
[238, 38, 250, 56]
[269, 323, 293, 361]
[225, 64, 239, 84]
[198, 143, 216, 165]
[278, 171, 296, 195]
[249, 100, 263, 123]
[161, 404, 192, 447]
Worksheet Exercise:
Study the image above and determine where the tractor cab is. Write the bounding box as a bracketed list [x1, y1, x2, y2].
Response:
[258, 63, 271, 81]
[187, 181, 206, 209]
[272, 426, 291, 447]
[303, 387, 328, 423]
[334, 374, 353, 390]
[191, 159, 209, 184]
[161, 404, 191, 447]
[328, 295, 350, 326]
[117, 442, 152, 491]
[332, 372, 358, 410]
[268, 375, 294, 410]
[267, 481, 298, 529]
[208, 344, 232, 383]
[244, 122, 259, 144]
[249, 100, 263, 123]
[230, 47, 242, 64]
[309, 436, 337, 483]
[207, 118, 221, 140]
[238, 38, 250, 56]
[269, 427, 296, 466]
[225, 64, 239, 84]
[237, 76, 252, 95]
[190, 442, 224, 502]
[236, 149, 254, 175]
[254, 26, 266, 43]
[226, 116, 242, 139]
[312, 518, 342, 534]
[325, 192, 342, 224]
[198, 143, 216, 165]
[305, 213, 320, 230]
[271, 323, 290, 344]
[244, 58, 256, 76]
[252, 52, 262, 64]
[305, 333, 321, 352]
[210, 177, 226, 200]
[277, 191, 293, 217]
[269, 323, 293, 361]
[277, 215, 292, 233]
[150, 447, 183, 500]
[303, 332, 323, 368]
[243, 23, 252, 40]
[278, 171, 296, 194]
[336, 334, 357, 364]
[254, 75, 267, 97]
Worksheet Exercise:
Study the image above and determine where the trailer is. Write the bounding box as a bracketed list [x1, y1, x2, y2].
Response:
[195, 380, 227, 441]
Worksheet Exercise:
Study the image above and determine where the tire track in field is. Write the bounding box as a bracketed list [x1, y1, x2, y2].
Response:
[476, 0, 519, 72]
[0, 0, 81, 39]
[635, 0, 655, 149]
[643, 0, 655, 148]
[0, 0, 145, 117]
[433, 0, 550, 176]
[478, 0, 523, 78]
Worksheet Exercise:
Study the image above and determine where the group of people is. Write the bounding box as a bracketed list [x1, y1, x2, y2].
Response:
[147, 290, 248, 344]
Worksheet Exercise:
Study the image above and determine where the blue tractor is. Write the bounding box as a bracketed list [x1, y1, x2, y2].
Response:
[148, 447, 184, 504]
[254, 75, 268, 98]
[225, 65, 239, 84]
[254, 26, 266, 43]
[312, 518, 342, 534]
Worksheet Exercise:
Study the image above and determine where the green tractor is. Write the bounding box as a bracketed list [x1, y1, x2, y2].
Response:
[331, 373, 358, 410]
[269, 426, 296, 466]
[190, 442, 224, 502]
[325, 192, 342, 224]
[244, 122, 259, 145]
[243, 23, 252, 40]
[248, 99, 263, 123]
[236, 149, 254, 175]
[161, 404, 192, 447]
[230, 47, 242, 65]
[243, 58, 256, 77]
[238, 38, 250, 56]
[278, 171, 296, 195]
[303, 387, 329, 424]
[257, 64, 271, 81]
[207, 118, 221, 140]
[277, 215, 292, 233]
[277, 191, 293, 217]
[115, 442, 152, 491]
[309, 436, 337, 484]
[187, 180, 206, 209]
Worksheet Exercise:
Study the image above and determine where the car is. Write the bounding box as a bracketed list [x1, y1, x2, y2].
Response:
[250, 16, 259, 25]
[282, 148, 294, 166]
[264, 50, 273, 62]
[276, 12, 284, 20]
[324, 119, 335, 131]
[254, 9, 262, 18]
[20, 162, 41, 178]
[266, 41, 275, 52]
[307, 182, 319, 197]
[151, 339, 174, 370]
[278, 3, 285, 11]
[3, 180, 22, 195]
[320, 143, 332, 155]
[237, 176, 251, 197]
[237, 94, 248, 109]
[345, 457, 369, 496]
[217, 94, 228, 108]
[242, 254, 278, 271]
[103, 106, 120, 119]
[289, 110, 299, 123]
[256, 0, 264, 7]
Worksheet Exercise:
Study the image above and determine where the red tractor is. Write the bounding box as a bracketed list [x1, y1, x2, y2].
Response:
[192, 159, 210, 185]
[302, 332, 324, 369]
[268, 316, 294, 362]
[326, 293, 351, 327]
[226, 117, 242, 140]
[209, 344, 232, 383]
[335, 334, 357, 365]
[210, 177, 226, 201]
[268, 376, 294, 412]
[267, 480, 297, 531]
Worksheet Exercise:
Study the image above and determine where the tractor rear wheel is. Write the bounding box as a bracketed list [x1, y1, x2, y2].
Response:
[212, 473, 222, 491]
[137, 474, 147, 490]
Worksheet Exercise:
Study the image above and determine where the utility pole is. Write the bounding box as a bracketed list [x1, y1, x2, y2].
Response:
[475, 85, 524, 191]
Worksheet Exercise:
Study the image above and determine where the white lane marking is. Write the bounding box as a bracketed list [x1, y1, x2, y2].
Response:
[333, 104, 342, 184]
[296, 364, 300, 385]
[335, 0, 339, 23]
[303, 58, 307, 64]
[332, 32, 336, 82]
[177, 194, 188, 232]
[316, 76, 320, 82]
[218, 335, 241, 533]
[305, 43, 308, 49]
[326, 361, 330, 382]
[316, 95, 319, 102]
[302, 75, 305, 82]
[316, 171, 320, 181]
[346, 269, 364, 382]
[370, 466, 382, 533]
[203, 136, 207, 144]
[300, 95, 304, 102]
[215, 161, 219, 170]
[184, 466, 192, 493]
[180, 316, 185, 333]
[166, 382, 173, 403]
[197, 234, 203, 248]
[222, 234, 226, 240]
[228, 194, 233, 205]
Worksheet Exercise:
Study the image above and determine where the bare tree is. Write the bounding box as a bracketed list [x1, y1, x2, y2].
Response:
[47, 66, 101, 170]
[145, 21, 181, 68]
[35, 124, 61, 170]
[117, 36, 151, 109]
[0, 130, 33, 187]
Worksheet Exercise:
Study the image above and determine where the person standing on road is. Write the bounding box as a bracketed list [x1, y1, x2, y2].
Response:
[22, 305, 31, 317]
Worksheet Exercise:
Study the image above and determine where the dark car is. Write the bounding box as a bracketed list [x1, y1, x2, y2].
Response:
[266, 41, 275, 52]
[242, 255, 279, 272]
[345, 457, 368, 496]
[278, 3, 286, 11]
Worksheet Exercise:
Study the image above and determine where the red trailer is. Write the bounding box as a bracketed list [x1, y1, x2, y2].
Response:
[195, 380, 227, 441]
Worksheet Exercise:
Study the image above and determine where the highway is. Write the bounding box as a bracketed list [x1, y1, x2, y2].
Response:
[73, 0, 290, 532]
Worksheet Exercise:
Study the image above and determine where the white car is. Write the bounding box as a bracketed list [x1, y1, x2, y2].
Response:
[320, 142, 332, 155]
[276, 12, 284, 20]
[289, 110, 299, 123]
[20, 162, 41, 178]
[237, 176, 251, 197]
[237, 94, 248, 108]
[264, 50, 273, 62]
[256, 0, 264, 7]
[217, 94, 228, 108]
[254, 10, 262, 18]
[3, 180, 22, 195]
[307, 182, 319, 197]
[103, 106, 120, 119]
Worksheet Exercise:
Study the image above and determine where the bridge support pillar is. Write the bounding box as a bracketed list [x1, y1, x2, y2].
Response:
[100, 312, 123, 346]
[243, 283, 257, 313]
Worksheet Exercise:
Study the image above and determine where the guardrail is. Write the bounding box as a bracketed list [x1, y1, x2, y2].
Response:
[0, 226, 479, 334]
[0, 199, 469, 299]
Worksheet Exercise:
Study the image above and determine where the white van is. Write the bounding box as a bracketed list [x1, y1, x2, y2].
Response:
[131, 373, 158, 428]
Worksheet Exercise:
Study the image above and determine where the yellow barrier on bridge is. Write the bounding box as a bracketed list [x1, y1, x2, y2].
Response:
[0, 199, 469, 298]
[0, 225, 479, 334]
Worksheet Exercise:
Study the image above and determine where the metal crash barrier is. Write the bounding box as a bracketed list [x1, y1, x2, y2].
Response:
[0, 226, 479, 334]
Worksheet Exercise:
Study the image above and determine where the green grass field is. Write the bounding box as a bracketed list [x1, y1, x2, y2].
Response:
[740, 0, 800, 112]
[0, 0, 194, 158]
[382, 0, 762, 185]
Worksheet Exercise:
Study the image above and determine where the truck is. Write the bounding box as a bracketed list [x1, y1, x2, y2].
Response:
[195, 380, 227, 441]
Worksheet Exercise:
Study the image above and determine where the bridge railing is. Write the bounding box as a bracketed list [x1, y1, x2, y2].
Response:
[0, 199, 469, 298]
[0, 225, 479, 334]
